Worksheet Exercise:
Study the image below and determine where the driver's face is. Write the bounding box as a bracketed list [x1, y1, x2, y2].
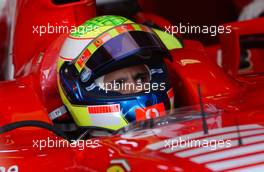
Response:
[103, 64, 150, 94]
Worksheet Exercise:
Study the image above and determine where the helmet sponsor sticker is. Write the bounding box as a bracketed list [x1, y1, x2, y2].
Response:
[77, 49, 91, 68]
[88, 104, 120, 114]
[94, 33, 112, 47]
[93, 39, 104, 48]
[139, 25, 152, 32]
[115, 24, 135, 33]
[88, 104, 123, 126]
[80, 68, 92, 82]
[135, 103, 165, 121]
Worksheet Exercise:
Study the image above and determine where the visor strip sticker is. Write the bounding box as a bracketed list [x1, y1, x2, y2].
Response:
[74, 23, 154, 72]
[88, 104, 121, 114]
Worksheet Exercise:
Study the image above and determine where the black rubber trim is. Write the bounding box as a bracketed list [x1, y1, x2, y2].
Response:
[52, 0, 81, 5]
[0, 120, 70, 141]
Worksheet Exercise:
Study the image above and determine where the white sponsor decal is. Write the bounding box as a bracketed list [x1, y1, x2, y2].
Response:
[48, 105, 67, 120]
[88, 104, 122, 126]
[0, 165, 18, 172]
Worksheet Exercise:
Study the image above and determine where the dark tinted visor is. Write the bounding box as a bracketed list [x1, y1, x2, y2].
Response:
[84, 31, 168, 72]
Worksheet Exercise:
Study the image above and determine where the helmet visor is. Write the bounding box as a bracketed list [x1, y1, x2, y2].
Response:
[83, 31, 168, 73]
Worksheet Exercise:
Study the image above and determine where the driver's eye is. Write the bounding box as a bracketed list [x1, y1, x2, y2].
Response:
[114, 79, 125, 85]
[134, 73, 149, 84]
[135, 77, 144, 84]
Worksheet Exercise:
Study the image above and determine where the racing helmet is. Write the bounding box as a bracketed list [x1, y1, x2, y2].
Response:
[57, 15, 183, 131]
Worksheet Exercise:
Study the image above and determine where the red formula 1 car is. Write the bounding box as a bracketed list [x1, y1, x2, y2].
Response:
[1, 0, 264, 172]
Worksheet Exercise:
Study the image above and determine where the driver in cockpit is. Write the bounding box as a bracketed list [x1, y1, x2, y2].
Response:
[57, 15, 182, 135]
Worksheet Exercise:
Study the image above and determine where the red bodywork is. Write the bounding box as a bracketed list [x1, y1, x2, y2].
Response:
[0, 0, 264, 171]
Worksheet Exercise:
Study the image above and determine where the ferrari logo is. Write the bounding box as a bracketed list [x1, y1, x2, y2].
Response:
[107, 159, 131, 172]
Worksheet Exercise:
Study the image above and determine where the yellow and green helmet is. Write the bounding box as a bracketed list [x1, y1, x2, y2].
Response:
[57, 15, 182, 131]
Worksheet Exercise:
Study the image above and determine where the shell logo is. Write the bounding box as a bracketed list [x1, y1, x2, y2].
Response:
[106, 159, 131, 172]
